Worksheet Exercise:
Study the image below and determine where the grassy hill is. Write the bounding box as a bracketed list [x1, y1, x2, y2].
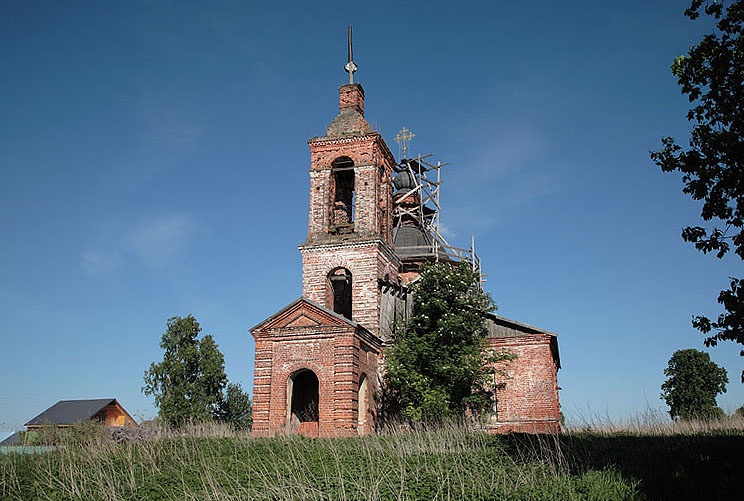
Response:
[1, 419, 742, 500]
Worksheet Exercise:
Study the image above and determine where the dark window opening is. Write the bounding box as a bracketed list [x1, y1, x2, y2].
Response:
[290, 370, 319, 423]
[329, 268, 352, 319]
[331, 157, 355, 233]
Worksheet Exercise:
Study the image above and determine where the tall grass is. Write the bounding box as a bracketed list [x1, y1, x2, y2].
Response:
[565, 408, 744, 436]
[0, 421, 640, 500]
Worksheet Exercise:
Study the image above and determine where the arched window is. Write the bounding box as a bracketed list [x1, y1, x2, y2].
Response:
[288, 369, 319, 424]
[331, 156, 355, 232]
[358, 373, 368, 435]
[328, 267, 352, 319]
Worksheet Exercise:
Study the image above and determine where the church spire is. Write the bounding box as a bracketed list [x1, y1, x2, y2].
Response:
[344, 25, 357, 84]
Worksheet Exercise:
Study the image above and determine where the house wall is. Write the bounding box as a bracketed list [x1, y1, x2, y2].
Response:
[101, 404, 137, 428]
[485, 334, 561, 434]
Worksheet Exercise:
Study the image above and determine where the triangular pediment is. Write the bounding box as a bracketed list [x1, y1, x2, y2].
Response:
[251, 297, 357, 333]
[285, 313, 320, 328]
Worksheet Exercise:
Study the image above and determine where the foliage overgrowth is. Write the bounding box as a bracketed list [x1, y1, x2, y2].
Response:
[383, 262, 513, 423]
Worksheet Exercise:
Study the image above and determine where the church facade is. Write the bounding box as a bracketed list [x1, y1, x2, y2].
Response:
[251, 72, 560, 437]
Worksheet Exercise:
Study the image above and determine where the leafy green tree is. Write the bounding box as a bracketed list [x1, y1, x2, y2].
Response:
[661, 348, 728, 420]
[651, 0, 744, 380]
[384, 261, 513, 423]
[216, 383, 253, 430]
[735, 404, 744, 418]
[143, 315, 251, 428]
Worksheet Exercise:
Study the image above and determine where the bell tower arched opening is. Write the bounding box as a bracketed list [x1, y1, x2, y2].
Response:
[288, 369, 319, 424]
[328, 267, 352, 319]
[331, 156, 355, 234]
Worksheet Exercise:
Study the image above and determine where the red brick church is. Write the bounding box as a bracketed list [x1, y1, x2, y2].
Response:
[251, 45, 560, 437]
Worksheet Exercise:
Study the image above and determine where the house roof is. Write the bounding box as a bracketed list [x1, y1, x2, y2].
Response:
[0, 432, 21, 446]
[25, 399, 124, 426]
[485, 313, 561, 369]
[485, 313, 558, 339]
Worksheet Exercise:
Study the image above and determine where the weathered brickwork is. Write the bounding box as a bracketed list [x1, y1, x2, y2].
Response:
[250, 77, 561, 437]
[306, 135, 395, 245]
[486, 334, 561, 434]
[300, 240, 399, 336]
[251, 299, 381, 437]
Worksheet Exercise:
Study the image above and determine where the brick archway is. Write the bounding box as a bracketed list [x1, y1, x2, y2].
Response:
[358, 373, 368, 435]
[287, 369, 320, 437]
[288, 369, 319, 424]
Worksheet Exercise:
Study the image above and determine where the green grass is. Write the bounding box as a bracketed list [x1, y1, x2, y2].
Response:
[2, 419, 742, 500]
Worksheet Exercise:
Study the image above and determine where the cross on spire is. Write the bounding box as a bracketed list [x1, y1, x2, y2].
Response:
[394, 127, 415, 159]
[344, 25, 357, 84]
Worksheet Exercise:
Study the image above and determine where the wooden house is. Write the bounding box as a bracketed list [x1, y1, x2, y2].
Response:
[24, 399, 137, 430]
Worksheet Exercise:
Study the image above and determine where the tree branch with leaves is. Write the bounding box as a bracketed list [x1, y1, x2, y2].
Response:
[651, 0, 744, 380]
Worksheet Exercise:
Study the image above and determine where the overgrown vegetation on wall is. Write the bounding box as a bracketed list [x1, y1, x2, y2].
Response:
[383, 262, 514, 423]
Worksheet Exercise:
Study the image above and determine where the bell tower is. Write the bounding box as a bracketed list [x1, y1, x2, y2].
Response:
[300, 59, 399, 336]
[250, 29, 397, 437]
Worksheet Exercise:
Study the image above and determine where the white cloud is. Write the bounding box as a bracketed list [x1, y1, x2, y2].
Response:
[81, 213, 195, 277]
[125, 214, 195, 269]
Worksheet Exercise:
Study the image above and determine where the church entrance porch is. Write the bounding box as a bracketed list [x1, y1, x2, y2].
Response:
[288, 369, 320, 437]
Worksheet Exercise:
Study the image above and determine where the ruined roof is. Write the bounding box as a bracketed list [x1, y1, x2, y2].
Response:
[485, 313, 560, 369]
[485, 313, 558, 339]
[25, 399, 120, 427]
[324, 108, 373, 138]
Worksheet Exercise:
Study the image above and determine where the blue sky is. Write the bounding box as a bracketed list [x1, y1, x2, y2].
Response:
[1, 0, 742, 436]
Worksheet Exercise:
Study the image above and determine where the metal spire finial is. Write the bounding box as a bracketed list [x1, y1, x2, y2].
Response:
[344, 25, 357, 84]
[394, 127, 415, 159]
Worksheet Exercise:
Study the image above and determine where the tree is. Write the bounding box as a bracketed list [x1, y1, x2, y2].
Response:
[735, 404, 744, 418]
[383, 261, 513, 423]
[143, 315, 252, 428]
[216, 382, 253, 430]
[661, 348, 728, 420]
[650, 0, 744, 380]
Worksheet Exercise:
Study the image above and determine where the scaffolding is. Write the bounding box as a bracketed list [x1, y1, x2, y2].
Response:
[392, 147, 484, 286]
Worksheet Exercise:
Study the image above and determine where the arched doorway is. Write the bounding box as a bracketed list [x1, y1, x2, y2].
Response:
[358, 373, 368, 435]
[288, 369, 319, 426]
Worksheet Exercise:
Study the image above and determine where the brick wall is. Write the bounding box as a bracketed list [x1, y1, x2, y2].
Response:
[299, 240, 399, 336]
[251, 300, 382, 438]
[306, 134, 395, 245]
[485, 334, 561, 434]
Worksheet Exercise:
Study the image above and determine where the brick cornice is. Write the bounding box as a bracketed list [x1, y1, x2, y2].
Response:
[299, 238, 400, 266]
[308, 133, 395, 166]
[308, 133, 379, 147]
